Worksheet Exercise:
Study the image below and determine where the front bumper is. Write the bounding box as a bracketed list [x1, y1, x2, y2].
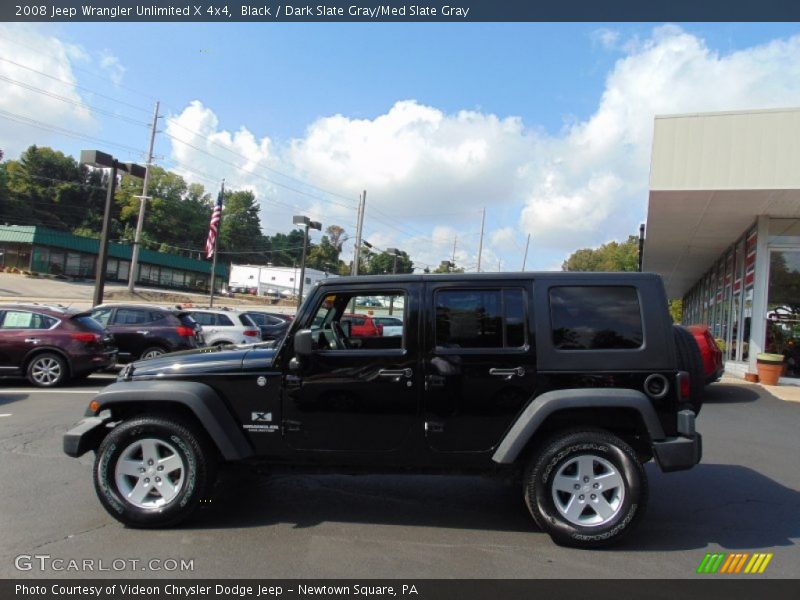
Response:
[652, 409, 702, 472]
[63, 416, 110, 458]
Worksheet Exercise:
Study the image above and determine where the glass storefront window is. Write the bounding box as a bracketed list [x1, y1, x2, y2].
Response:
[766, 250, 800, 378]
[769, 218, 800, 246]
[118, 261, 130, 281]
[48, 250, 65, 275]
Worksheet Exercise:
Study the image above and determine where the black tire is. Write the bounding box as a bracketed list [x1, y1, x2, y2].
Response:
[524, 429, 647, 548]
[93, 416, 216, 528]
[26, 352, 69, 387]
[139, 346, 167, 360]
[673, 325, 704, 414]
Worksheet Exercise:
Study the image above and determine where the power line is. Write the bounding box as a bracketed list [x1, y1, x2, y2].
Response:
[0, 108, 145, 157]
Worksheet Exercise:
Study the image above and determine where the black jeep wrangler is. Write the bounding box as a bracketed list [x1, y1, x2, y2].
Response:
[64, 273, 702, 547]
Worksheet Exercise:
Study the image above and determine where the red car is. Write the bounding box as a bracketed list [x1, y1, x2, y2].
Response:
[341, 313, 383, 337]
[686, 325, 724, 384]
[0, 304, 117, 387]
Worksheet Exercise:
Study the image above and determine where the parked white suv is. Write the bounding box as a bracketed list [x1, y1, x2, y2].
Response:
[185, 308, 260, 346]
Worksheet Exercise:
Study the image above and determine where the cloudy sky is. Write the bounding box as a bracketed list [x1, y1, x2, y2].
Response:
[1, 22, 800, 271]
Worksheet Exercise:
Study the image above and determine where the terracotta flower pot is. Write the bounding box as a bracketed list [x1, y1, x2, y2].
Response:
[744, 372, 759, 383]
[756, 353, 784, 386]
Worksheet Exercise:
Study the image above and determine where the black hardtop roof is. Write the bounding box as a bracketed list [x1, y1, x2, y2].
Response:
[317, 271, 664, 287]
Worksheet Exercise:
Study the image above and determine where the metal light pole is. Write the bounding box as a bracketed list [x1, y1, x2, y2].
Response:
[387, 247, 401, 316]
[293, 215, 321, 309]
[81, 151, 145, 307]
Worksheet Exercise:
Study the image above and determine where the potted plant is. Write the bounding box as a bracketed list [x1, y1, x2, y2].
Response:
[756, 352, 785, 386]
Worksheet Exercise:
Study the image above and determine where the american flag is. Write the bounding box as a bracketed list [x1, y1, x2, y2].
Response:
[205, 186, 223, 259]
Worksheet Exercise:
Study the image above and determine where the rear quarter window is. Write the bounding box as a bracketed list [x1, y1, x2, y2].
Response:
[549, 286, 643, 350]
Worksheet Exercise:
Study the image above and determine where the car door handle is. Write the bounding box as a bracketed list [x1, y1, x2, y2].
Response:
[24, 338, 40, 344]
[136, 330, 149, 335]
[378, 368, 413, 379]
[489, 367, 526, 379]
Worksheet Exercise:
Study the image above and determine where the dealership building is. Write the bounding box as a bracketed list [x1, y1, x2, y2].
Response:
[644, 107, 800, 382]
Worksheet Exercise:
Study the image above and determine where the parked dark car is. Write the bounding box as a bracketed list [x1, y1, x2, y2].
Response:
[90, 304, 203, 362]
[241, 311, 293, 341]
[0, 303, 116, 386]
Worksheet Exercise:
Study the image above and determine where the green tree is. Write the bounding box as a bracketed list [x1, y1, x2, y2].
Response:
[669, 299, 683, 323]
[367, 250, 413, 275]
[562, 235, 639, 272]
[4, 145, 105, 231]
[432, 261, 463, 273]
[219, 190, 262, 254]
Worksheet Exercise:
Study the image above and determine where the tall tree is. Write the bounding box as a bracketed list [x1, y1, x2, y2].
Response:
[219, 190, 262, 255]
[367, 250, 414, 275]
[4, 145, 105, 231]
[562, 235, 639, 272]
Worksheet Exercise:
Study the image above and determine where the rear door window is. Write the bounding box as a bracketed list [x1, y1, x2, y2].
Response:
[190, 312, 214, 326]
[216, 314, 234, 326]
[549, 286, 643, 350]
[435, 289, 526, 349]
[112, 309, 150, 325]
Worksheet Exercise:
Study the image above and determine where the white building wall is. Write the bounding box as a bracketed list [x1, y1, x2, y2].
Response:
[228, 264, 337, 297]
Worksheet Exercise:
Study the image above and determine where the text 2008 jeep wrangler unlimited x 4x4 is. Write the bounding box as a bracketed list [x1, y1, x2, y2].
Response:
[64, 272, 702, 547]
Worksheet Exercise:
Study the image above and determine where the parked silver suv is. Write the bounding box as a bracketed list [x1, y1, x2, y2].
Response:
[184, 308, 260, 346]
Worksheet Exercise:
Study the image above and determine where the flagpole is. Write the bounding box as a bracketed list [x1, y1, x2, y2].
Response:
[209, 180, 224, 307]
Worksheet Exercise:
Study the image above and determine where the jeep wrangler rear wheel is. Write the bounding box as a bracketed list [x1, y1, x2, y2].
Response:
[94, 416, 216, 527]
[524, 430, 647, 548]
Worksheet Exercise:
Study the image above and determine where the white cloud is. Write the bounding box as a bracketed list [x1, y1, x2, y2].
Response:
[164, 26, 800, 271]
[99, 50, 125, 85]
[0, 24, 96, 158]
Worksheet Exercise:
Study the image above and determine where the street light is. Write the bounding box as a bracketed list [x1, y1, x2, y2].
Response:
[293, 215, 322, 309]
[386, 247, 402, 315]
[81, 150, 145, 306]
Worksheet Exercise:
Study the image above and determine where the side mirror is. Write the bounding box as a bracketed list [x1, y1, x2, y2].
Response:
[294, 329, 314, 356]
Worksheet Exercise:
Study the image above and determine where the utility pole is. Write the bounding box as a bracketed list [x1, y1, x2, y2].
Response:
[128, 100, 160, 292]
[476, 208, 485, 272]
[351, 190, 366, 275]
[452, 235, 457, 264]
[522, 233, 531, 271]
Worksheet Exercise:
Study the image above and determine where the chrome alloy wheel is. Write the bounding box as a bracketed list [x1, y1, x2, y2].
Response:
[30, 356, 63, 385]
[550, 454, 625, 527]
[114, 438, 185, 509]
[141, 349, 164, 359]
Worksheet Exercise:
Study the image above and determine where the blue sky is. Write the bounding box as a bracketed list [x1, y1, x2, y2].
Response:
[2, 22, 800, 271]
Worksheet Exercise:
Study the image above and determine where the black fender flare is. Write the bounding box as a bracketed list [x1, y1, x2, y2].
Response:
[90, 380, 253, 461]
[491, 388, 666, 464]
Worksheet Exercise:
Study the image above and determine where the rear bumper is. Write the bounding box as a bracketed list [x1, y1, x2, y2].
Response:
[63, 416, 110, 457]
[652, 409, 702, 472]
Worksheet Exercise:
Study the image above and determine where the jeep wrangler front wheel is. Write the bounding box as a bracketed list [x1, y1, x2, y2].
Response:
[524, 430, 647, 548]
[93, 416, 216, 528]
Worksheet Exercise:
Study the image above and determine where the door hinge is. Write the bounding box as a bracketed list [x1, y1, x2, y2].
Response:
[283, 420, 302, 433]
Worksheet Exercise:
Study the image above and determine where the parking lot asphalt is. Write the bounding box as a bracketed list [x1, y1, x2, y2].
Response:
[0, 376, 798, 579]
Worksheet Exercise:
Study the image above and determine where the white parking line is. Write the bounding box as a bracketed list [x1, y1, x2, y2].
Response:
[0, 389, 102, 394]
[0, 413, 11, 417]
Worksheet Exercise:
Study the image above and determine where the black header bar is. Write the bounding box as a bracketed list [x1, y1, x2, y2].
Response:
[3, 0, 800, 22]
